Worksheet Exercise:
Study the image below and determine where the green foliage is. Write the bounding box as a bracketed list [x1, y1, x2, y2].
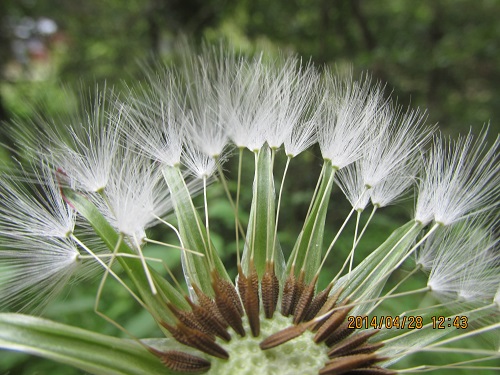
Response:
[0, 314, 171, 375]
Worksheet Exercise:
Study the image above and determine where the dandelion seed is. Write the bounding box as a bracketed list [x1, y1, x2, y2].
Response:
[415, 129, 500, 226]
[122, 70, 185, 167]
[221, 55, 275, 151]
[91, 150, 171, 241]
[423, 217, 500, 302]
[0, 162, 75, 239]
[361, 106, 430, 189]
[283, 117, 318, 158]
[0, 237, 79, 312]
[181, 46, 230, 160]
[263, 57, 320, 150]
[45, 88, 120, 192]
[318, 70, 383, 169]
[335, 162, 371, 211]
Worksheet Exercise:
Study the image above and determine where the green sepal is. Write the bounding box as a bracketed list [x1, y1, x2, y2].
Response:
[241, 145, 285, 279]
[0, 313, 172, 375]
[64, 189, 187, 324]
[161, 166, 230, 297]
[286, 162, 335, 283]
[335, 220, 424, 315]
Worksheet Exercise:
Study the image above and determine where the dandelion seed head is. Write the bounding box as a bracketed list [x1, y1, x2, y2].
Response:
[121, 71, 185, 167]
[426, 218, 500, 302]
[0, 162, 75, 239]
[334, 162, 371, 211]
[1, 47, 499, 375]
[415, 130, 500, 226]
[361, 106, 430, 189]
[318, 71, 383, 169]
[92, 152, 171, 241]
[0, 237, 80, 313]
[222, 56, 274, 151]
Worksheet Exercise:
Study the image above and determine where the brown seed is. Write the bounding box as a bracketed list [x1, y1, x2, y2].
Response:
[348, 342, 384, 356]
[315, 286, 343, 322]
[212, 275, 245, 337]
[293, 274, 318, 324]
[312, 289, 346, 332]
[188, 300, 232, 342]
[304, 283, 333, 322]
[177, 323, 230, 359]
[192, 284, 228, 329]
[261, 261, 279, 319]
[293, 270, 306, 315]
[225, 277, 244, 317]
[161, 321, 189, 346]
[244, 261, 260, 337]
[324, 321, 356, 347]
[167, 303, 213, 339]
[281, 269, 305, 317]
[163, 322, 229, 360]
[281, 272, 298, 317]
[160, 350, 211, 373]
[319, 353, 382, 375]
[259, 322, 309, 350]
[212, 271, 244, 316]
[237, 264, 248, 308]
[328, 330, 380, 357]
[314, 300, 354, 344]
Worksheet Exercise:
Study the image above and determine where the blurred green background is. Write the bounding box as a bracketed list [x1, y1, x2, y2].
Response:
[0, 0, 498, 374]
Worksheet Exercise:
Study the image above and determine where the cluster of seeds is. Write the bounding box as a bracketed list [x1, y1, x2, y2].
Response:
[155, 264, 392, 375]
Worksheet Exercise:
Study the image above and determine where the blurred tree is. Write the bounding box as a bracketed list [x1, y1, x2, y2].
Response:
[238, 0, 500, 134]
[1, 0, 499, 134]
[0, 0, 14, 123]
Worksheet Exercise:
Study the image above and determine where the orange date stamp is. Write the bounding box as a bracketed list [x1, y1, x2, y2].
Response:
[431, 315, 468, 329]
[348, 315, 424, 329]
[347, 315, 469, 329]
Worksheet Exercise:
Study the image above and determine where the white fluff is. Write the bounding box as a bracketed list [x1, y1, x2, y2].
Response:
[221, 55, 274, 151]
[415, 130, 500, 226]
[425, 218, 500, 302]
[361, 106, 430, 189]
[264, 57, 320, 150]
[334, 162, 371, 210]
[92, 149, 172, 241]
[121, 69, 184, 167]
[318, 70, 383, 169]
[0, 237, 79, 313]
[0, 162, 75, 239]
